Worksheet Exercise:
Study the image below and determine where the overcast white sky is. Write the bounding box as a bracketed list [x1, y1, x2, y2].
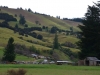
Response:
[0, 0, 98, 18]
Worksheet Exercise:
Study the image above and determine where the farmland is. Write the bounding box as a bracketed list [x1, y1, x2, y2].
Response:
[0, 64, 100, 75]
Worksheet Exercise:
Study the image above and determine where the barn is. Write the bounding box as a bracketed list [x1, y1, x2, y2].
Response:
[78, 57, 100, 66]
[84, 57, 100, 66]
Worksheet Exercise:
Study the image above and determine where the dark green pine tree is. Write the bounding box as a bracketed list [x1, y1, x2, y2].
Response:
[2, 37, 16, 62]
[77, 2, 100, 59]
[53, 32, 59, 49]
[19, 15, 26, 25]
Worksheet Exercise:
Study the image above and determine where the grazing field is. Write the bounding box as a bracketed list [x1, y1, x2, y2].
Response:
[0, 64, 100, 75]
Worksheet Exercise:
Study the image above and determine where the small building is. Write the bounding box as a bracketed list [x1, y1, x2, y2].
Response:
[78, 57, 100, 66]
[84, 57, 100, 66]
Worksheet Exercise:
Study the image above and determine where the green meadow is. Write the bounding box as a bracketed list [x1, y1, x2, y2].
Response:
[0, 64, 100, 75]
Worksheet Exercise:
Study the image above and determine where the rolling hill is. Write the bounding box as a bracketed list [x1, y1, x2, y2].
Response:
[0, 7, 81, 31]
[0, 7, 81, 60]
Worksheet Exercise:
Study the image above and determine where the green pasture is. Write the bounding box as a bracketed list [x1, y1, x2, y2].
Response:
[0, 64, 100, 75]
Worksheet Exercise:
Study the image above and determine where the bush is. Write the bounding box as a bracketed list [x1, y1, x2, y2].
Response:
[7, 68, 27, 75]
[37, 34, 43, 40]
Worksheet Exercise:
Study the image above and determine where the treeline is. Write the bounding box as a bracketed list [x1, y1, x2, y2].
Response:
[0, 13, 17, 21]
[63, 18, 82, 23]
[0, 6, 8, 8]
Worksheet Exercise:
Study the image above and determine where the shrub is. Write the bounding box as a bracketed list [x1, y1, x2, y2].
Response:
[7, 68, 27, 75]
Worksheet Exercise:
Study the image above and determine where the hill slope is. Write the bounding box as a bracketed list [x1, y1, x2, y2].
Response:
[0, 7, 81, 31]
[0, 7, 80, 60]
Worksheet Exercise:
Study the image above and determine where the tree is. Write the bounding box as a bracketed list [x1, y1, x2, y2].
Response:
[35, 20, 39, 25]
[53, 32, 59, 49]
[19, 15, 26, 25]
[24, 24, 28, 27]
[77, 2, 100, 59]
[50, 27, 57, 33]
[28, 8, 32, 12]
[70, 27, 73, 35]
[15, 24, 18, 29]
[37, 34, 43, 40]
[2, 37, 16, 62]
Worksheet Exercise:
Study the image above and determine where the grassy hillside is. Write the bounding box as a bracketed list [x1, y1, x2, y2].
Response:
[0, 7, 80, 31]
[0, 7, 80, 60]
[0, 28, 51, 50]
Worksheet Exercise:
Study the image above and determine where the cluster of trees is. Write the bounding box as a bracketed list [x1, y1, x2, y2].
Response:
[0, 21, 9, 28]
[0, 13, 17, 21]
[50, 26, 80, 38]
[56, 16, 60, 19]
[0, 21, 14, 30]
[77, 1, 100, 59]
[0, 6, 8, 8]
[63, 18, 82, 23]
[14, 26, 43, 40]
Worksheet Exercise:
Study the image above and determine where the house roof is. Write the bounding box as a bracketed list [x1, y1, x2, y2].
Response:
[57, 61, 72, 63]
[86, 57, 99, 60]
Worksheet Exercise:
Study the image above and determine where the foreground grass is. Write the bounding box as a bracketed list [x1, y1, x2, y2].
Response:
[0, 64, 100, 75]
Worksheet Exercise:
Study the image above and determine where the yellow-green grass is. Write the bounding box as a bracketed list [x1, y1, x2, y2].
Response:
[70, 48, 80, 53]
[40, 15, 71, 30]
[0, 65, 100, 75]
[0, 27, 51, 50]
[0, 20, 4, 22]
[62, 46, 80, 53]
[0, 27, 79, 51]
[35, 31, 79, 44]
[44, 16, 71, 28]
